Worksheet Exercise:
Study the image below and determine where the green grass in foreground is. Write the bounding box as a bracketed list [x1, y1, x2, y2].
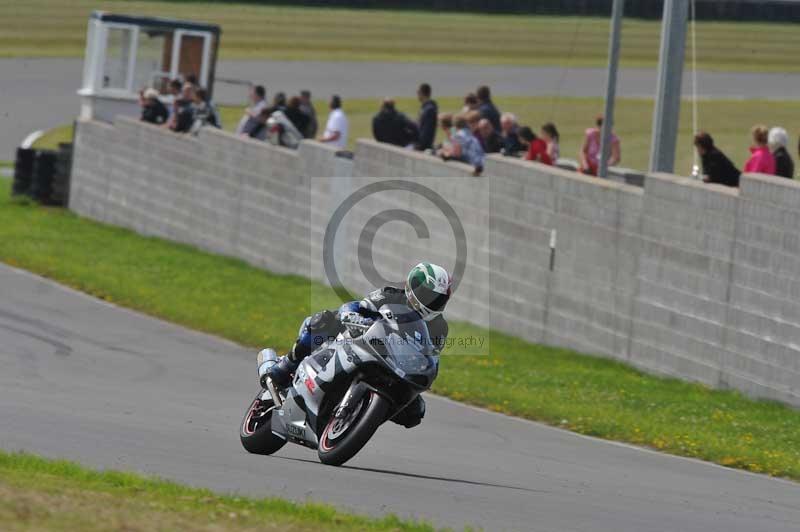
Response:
[1, 182, 799, 480]
[0, 451, 438, 532]
[43, 96, 800, 176]
[4, 0, 800, 71]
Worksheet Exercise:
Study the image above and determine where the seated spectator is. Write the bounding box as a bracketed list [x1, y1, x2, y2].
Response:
[139, 88, 168, 125]
[476, 85, 501, 132]
[500, 112, 522, 156]
[372, 99, 419, 147]
[241, 108, 270, 141]
[579, 115, 620, 175]
[744, 124, 776, 175]
[191, 88, 220, 132]
[440, 114, 485, 175]
[236, 85, 268, 135]
[299, 90, 318, 138]
[169, 83, 196, 133]
[694, 132, 741, 187]
[436, 112, 455, 153]
[319, 95, 349, 149]
[541, 122, 560, 163]
[462, 92, 478, 113]
[768, 127, 794, 179]
[185, 73, 199, 86]
[519, 127, 552, 165]
[285, 96, 310, 136]
[478, 118, 503, 154]
[416, 83, 438, 151]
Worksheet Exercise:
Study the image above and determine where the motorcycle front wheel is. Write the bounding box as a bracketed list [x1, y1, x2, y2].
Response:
[318, 390, 389, 466]
[240, 390, 286, 455]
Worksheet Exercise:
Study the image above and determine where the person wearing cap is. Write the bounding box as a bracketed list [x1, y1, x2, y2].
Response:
[138, 88, 169, 125]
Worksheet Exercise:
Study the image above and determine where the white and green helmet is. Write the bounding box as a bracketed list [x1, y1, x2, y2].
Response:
[405, 262, 452, 321]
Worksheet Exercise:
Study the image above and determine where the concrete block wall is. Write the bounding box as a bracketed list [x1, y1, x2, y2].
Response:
[69, 118, 800, 407]
[727, 175, 800, 404]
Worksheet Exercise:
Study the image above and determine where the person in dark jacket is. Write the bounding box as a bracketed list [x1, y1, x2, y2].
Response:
[476, 85, 501, 132]
[299, 90, 318, 138]
[694, 132, 741, 187]
[139, 88, 169, 125]
[478, 118, 503, 154]
[769, 127, 795, 179]
[500, 112, 522, 156]
[372, 99, 419, 147]
[415, 83, 438, 151]
[284, 96, 310, 135]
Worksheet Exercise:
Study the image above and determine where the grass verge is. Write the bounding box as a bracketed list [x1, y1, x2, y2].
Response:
[1, 181, 799, 480]
[0, 450, 438, 531]
[4, 0, 800, 72]
[38, 96, 800, 176]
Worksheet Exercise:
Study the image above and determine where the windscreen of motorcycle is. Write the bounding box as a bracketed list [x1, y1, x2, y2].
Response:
[358, 307, 435, 379]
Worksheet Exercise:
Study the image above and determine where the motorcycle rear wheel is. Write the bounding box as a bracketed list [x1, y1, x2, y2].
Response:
[318, 391, 389, 466]
[240, 391, 286, 455]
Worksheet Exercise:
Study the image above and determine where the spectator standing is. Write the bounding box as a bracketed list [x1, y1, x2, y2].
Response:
[768, 127, 794, 178]
[519, 127, 552, 165]
[139, 88, 168, 125]
[372, 99, 419, 147]
[169, 83, 196, 133]
[242, 108, 270, 141]
[541, 122, 560, 163]
[319, 95, 349, 149]
[236, 85, 268, 135]
[694, 132, 741, 187]
[416, 83, 438, 151]
[441, 114, 485, 175]
[500, 112, 522, 156]
[476, 85, 501, 132]
[478, 118, 503, 154]
[744, 125, 776, 175]
[299, 90, 318, 138]
[579, 115, 620, 175]
[191, 87, 220, 132]
[285, 96, 310, 135]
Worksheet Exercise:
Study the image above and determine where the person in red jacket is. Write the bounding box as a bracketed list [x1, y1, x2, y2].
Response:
[519, 126, 552, 165]
[744, 124, 776, 175]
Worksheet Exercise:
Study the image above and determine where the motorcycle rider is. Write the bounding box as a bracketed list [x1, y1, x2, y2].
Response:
[263, 262, 451, 428]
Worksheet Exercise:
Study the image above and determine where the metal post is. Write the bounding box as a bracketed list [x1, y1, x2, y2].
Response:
[598, 0, 624, 179]
[649, 0, 689, 174]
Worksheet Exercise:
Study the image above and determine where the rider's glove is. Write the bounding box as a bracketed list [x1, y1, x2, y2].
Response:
[339, 311, 374, 337]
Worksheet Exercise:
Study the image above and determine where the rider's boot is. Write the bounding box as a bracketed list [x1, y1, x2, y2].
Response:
[258, 348, 296, 389]
[391, 395, 426, 428]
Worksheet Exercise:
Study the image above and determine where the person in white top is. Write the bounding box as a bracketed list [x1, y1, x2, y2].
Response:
[318, 95, 348, 149]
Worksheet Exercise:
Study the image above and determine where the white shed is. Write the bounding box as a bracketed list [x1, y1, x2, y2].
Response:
[79, 11, 221, 122]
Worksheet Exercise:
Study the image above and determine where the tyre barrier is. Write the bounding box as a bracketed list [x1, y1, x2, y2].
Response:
[12, 144, 72, 206]
[12, 148, 35, 197]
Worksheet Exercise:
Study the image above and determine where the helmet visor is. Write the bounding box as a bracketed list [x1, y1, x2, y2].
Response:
[409, 276, 449, 312]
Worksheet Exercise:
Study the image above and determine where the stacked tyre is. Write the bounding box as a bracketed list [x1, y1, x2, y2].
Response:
[12, 143, 72, 206]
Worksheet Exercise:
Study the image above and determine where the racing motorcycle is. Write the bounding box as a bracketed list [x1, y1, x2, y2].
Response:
[239, 303, 438, 466]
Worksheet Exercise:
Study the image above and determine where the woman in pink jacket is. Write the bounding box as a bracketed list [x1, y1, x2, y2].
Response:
[744, 125, 776, 175]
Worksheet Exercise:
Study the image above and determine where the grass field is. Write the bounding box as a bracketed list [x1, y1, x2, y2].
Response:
[34, 96, 800, 176]
[3, 0, 800, 71]
[2, 180, 799, 481]
[0, 451, 438, 531]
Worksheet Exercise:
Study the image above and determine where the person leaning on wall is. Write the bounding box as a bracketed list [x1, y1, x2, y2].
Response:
[768, 127, 795, 179]
[694, 131, 741, 188]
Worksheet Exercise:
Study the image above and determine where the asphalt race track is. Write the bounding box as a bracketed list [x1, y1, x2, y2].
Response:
[1, 263, 799, 531]
[4, 57, 800, 159]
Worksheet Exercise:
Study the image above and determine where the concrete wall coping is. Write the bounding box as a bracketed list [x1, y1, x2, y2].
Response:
[647, 171, 741, 197]
[356, 138, 475, 174]
[743, 171, 800, 190]
[487, 153, 643, 195]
